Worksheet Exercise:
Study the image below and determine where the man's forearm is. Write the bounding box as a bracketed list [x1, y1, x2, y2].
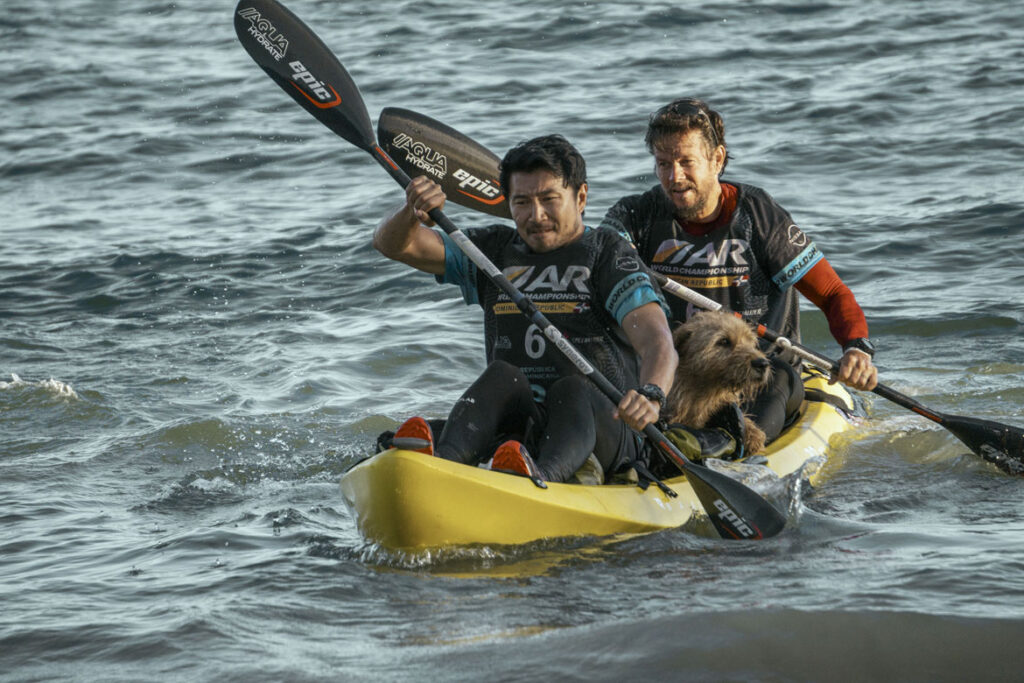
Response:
[638, 338, 677, 394]
[373, 202, 419, 260]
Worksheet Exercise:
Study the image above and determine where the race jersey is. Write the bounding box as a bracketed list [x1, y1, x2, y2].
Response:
[436, 225, 666, 399]
[599, 182, 822, 343]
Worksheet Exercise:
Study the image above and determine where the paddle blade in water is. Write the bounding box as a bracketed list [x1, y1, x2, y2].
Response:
[377, 107, 510, 218]
[682, 461, 786, 539]
[234, 0, 375, 151]
[942, 414, 1024, 475]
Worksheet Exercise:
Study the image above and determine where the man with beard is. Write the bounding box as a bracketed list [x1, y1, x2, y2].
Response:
[374, 134, 683, 484]
[600, 98, 877, 445]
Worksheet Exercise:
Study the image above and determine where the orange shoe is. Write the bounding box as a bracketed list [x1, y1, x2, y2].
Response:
[392, 416, 434, 455]
[491, 440, 546, 487]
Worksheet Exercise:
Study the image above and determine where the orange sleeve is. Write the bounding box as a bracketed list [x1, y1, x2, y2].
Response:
[794, 258, 869, 346]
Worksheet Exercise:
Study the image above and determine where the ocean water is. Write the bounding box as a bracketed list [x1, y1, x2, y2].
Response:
[3, 0, 1024, 680]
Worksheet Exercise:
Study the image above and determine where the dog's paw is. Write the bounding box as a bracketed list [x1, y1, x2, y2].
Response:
[744, 418, 767, 454]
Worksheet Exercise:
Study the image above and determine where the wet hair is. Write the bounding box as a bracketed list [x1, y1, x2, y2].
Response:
[498, 134, 588, 196]
[645, 98, 730, 174]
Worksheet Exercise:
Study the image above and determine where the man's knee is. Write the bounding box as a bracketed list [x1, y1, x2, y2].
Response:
[480, 359, 526, 383]
[546, 374, 591, 402]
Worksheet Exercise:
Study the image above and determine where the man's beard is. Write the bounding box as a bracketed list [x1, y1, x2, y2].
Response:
[667, 185, 713, 222]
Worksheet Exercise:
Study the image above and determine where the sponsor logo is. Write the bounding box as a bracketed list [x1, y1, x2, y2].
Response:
[615, 256, 640, 272]
[787, 224, 807, 247]
[504, 264, 591, 294]
[664, 273, 726, 289]
[389, 133, 448, 179]
[453, 168, 503, 202]
[665, 274, 733, 289]
[493, 301, 580, 315]
[775, 244, 820, 288]
[237, 7, 289, 61]
[713, 499, 755, 538]
[493, 335, 512, 350]
[288, 60, 340, 107]
[653, 239, 693, 264]
[606, 272, 647, 317]
[652, 238, 749, 267]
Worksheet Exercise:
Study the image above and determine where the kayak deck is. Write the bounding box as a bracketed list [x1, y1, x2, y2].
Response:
[340, 373, 856, 552]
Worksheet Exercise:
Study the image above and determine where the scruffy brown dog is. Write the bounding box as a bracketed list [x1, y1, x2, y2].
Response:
[664, 311, 772, 454]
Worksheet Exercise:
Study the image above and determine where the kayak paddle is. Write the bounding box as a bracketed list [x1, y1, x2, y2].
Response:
[374, 107, 1024, 476]
[233, 0, 787, 539]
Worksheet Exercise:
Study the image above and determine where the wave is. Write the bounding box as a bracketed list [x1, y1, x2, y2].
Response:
[0, 373, 78, 400]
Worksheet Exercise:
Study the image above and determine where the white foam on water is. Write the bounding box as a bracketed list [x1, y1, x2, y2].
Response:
[1, 373, 79, 399]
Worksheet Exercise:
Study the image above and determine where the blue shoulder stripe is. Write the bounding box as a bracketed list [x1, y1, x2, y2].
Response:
[433, 229, 479, 306]
[772, 243, 822, 290]
[605, 272, 663, 325]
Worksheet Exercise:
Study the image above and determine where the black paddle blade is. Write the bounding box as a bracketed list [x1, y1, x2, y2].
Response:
[942, 414, 1024, 475]
[377, 107, 511, 218]
[874, 383, 1024, 475]
[234, 0, 375, 151]
[682, 461, 786, 539]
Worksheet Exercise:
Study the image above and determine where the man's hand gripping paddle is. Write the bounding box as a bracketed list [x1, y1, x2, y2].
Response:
[234, 0, 787, 540]
[375, 108, 1024, 476]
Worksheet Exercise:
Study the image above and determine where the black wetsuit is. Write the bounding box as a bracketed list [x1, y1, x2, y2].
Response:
[432, 225, 667, 482]
[436, 360, 642, 483]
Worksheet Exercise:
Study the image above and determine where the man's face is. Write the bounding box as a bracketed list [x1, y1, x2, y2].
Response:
[508, 169, 587, 253]
[653, 129, 724, 222]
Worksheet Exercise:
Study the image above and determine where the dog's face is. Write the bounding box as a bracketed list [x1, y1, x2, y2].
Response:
[672, 312, 771, 394]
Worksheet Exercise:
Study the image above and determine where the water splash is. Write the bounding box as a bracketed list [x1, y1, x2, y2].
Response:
[705, 455, 827, 524]
[0, 373, 79, 399]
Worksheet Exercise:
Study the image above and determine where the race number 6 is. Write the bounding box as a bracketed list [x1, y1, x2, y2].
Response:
[525, 324, 546, 359]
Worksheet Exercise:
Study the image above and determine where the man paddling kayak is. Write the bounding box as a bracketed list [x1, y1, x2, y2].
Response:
[600, 98, 879, 444]
[374, 135, 679, 483]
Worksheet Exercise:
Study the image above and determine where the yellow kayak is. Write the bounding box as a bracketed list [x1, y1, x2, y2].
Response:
[340, 372, 857, 552]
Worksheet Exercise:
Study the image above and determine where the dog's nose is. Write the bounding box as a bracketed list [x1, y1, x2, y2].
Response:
[752, 357, 770, 370]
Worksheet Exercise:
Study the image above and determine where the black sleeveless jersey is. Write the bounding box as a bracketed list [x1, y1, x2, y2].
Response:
[438, 226, 664, 399]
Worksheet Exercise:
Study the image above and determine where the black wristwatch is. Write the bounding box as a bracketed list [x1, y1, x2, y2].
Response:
[637, 383, 666, 407]
[843, 337, 876, 358]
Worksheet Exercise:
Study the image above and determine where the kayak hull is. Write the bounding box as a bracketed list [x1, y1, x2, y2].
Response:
[340, 373, 856, 552]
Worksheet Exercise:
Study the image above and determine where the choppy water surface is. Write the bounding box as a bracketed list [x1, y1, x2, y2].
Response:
[3, 0, 1023, 679]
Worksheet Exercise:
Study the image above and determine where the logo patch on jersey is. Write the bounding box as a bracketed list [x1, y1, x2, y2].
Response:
[652, 238, 750, 267]
[605, 272, 650, 322]
[493, 302, 580, 315]
[503, 264, 591, 294]
[504, 266, 532, 284]
[787, 224, 807, 247]
[773, 244, 822, 289]
[653, 240, 693, 264]
[615, 256, 640, 272]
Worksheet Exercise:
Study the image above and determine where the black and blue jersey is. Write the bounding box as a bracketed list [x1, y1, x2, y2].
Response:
[599, 182, 822, 343]
[436, 225, 667, 399]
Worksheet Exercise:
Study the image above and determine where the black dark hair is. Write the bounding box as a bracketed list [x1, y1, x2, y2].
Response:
[498, 134, 587, 196]
[645, 98, 730, 174]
